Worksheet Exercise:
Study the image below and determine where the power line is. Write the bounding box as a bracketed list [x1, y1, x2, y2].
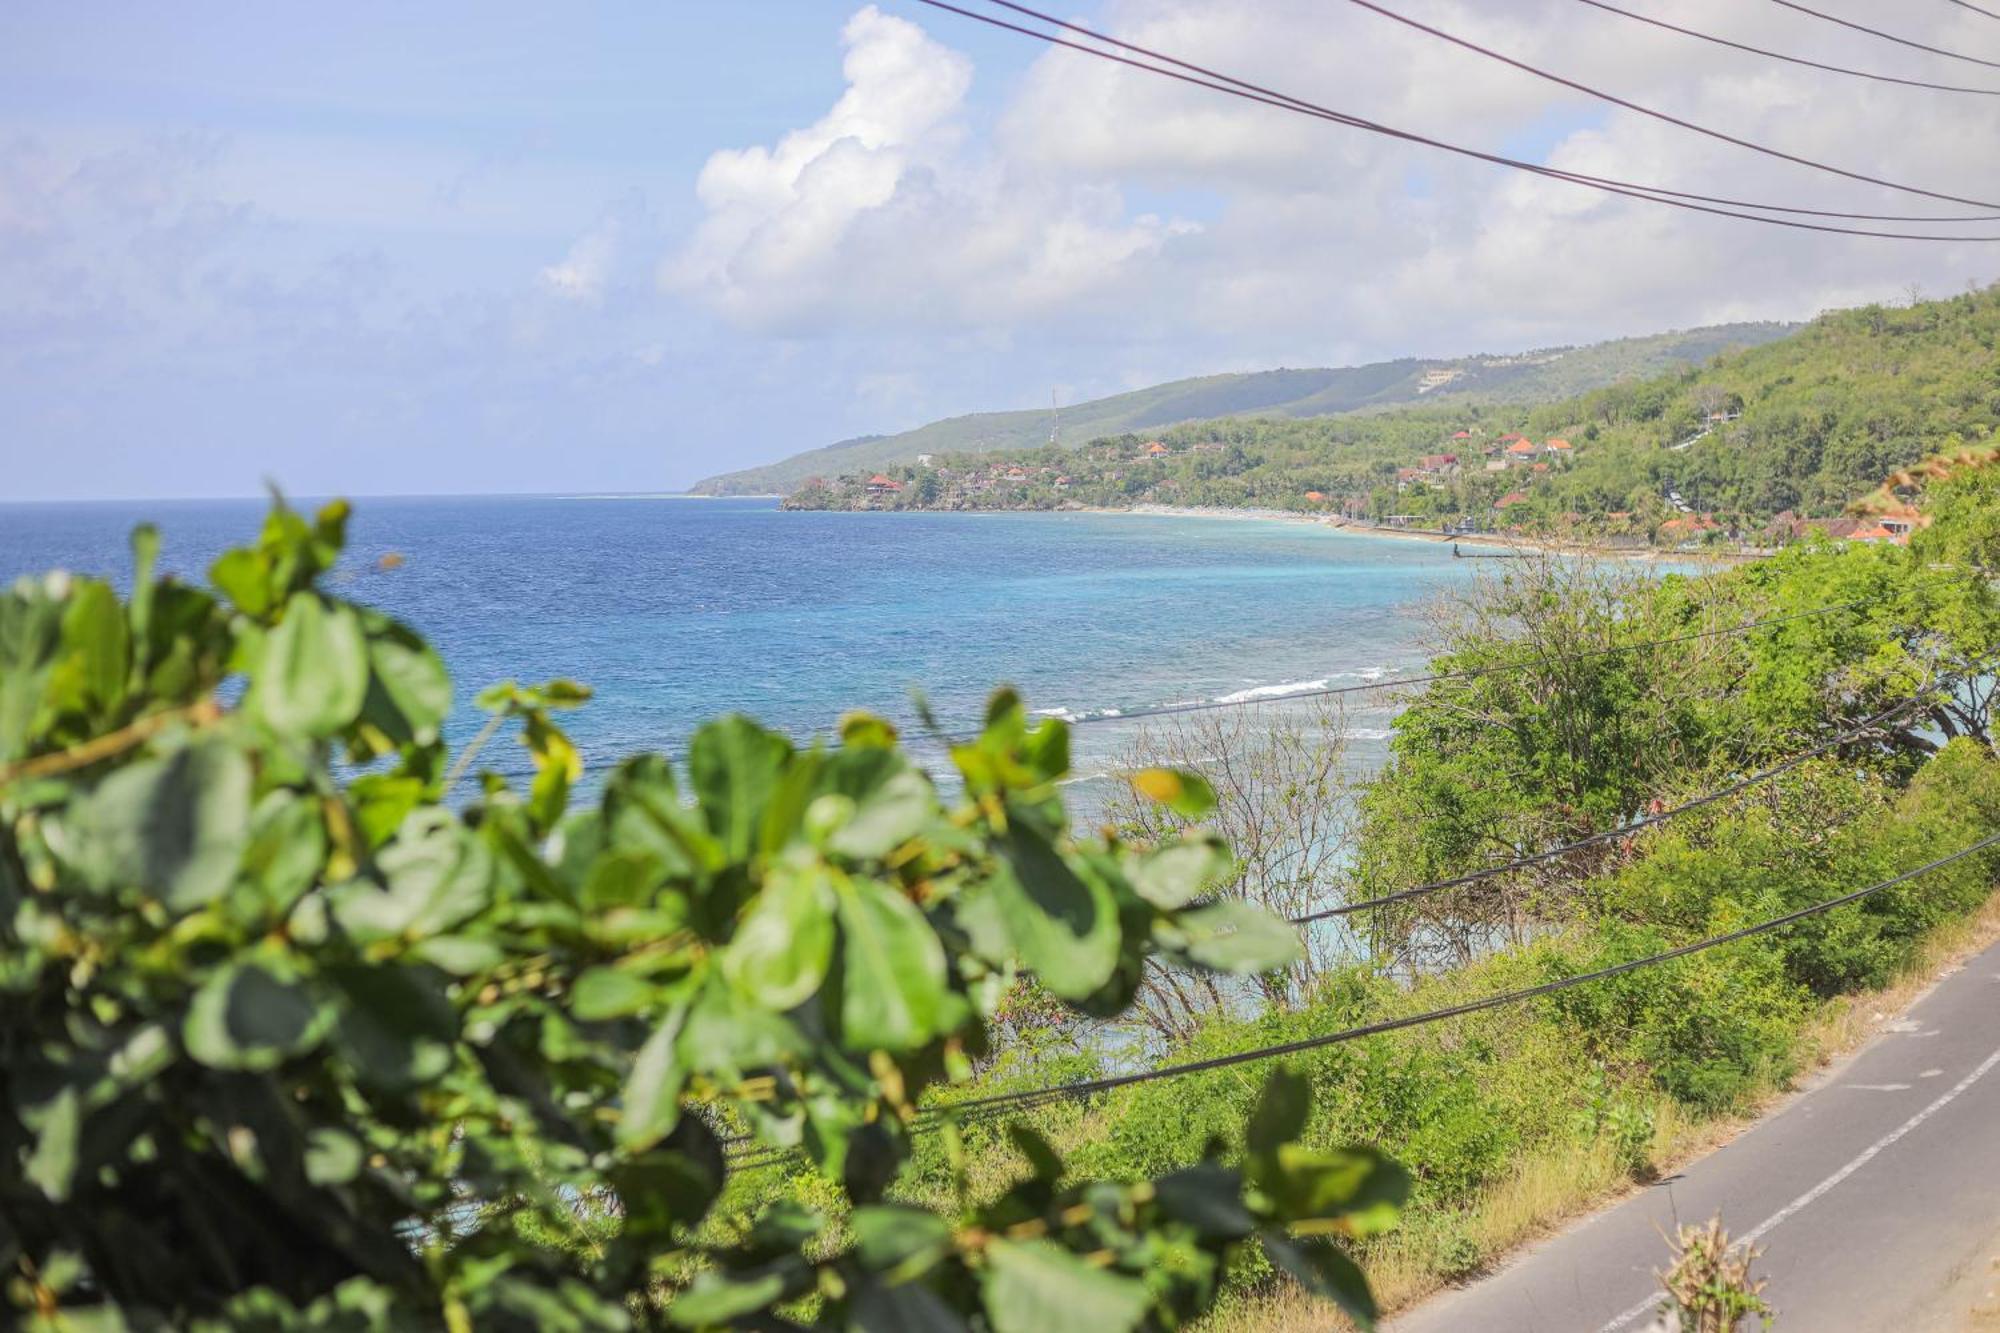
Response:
[727, 684, 1955, 1168]
[1066, 600, 1863, 731]
[912, 1, 2000, 241]
[924, 829, 2000, 1125]
[1949, 0, 2000, 23]
[1572, 0, 2000, 95]
[1289, 692, 1925, 924]
[1765, 0, 2000, 70]
[1343, 0, 2000, 210]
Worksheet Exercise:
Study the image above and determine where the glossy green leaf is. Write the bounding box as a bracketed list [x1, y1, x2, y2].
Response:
[851, 1204, 953, 1278]
[259, 593, 369, 737]
[1176, 900, 1302, 975]
[1128, 767, 1217, 819]
[1131, 839, 1232, 910]
[24, 1085, 80, 1200]
[668, 1258, 811, 1328]
[571, 965, 658, 1021]
[722, 864, 834, 1011]
[1259, 1145, 1409, 1238]
[688, 714, 791, 860]
[985, 820, 1120, 1000]
[1153, 1162, 1256, 1239]
[240, 790, 326, 917]
[828, 767, 935, 860]
[1246, 1067, 1310, 1154]
[980, 1240, 1147, 1333]
[303, 1127, 364, 1186]
[75, 740, 251, 909]
[1259, 1232, 1377, 1331]
[183, 963, 324, 1070]
[360, 613, 451, 747]
[835, 877, 950, 1051]
[848, 1278, 968, 1333]
[59, 578, 129, 716]
[616, 1005, 689, 1152]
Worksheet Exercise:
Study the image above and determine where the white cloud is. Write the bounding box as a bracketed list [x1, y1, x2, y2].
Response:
[541, 218, 619, 303]
[667, 0, 2000, 365]
[664, 4, 1194, 333]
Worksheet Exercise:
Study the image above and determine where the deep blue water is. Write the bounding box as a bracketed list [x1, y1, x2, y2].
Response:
[0, 496, 1484, 791]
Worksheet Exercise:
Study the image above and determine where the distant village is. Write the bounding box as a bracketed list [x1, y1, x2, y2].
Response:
[785, 417, 1920, 550]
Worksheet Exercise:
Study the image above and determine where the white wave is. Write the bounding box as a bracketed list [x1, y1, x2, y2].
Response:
[1213, 678, 1332, 705]
[1345, 727, 1393, 741]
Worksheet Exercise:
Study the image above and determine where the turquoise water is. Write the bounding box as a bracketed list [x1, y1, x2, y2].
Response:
[0, 496, 1485, 790]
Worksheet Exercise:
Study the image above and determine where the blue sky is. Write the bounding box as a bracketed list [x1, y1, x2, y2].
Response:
[3, 1, 1994, 500]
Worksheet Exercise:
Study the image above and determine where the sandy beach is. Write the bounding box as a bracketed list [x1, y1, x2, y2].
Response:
[1072, 503, 1757, 564]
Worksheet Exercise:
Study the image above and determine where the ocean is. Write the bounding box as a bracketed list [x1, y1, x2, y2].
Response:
[0, 496, 1485, 796]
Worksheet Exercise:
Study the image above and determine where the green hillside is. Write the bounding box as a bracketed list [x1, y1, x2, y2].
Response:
[690, 322, 1794, 495]
[787, 287, 2000, 539]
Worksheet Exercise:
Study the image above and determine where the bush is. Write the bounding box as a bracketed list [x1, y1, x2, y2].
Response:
[0, 503, 1410, 1331]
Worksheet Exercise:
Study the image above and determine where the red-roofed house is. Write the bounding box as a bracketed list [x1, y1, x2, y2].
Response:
[1145, 441, 1170, 458]
[1304, 490, 1327, 503]
[1505, 440, 1538, 461]
[1543, 438, 1572, 456]
[1451, 430, 1473, 441]
[1420, 453, 1460, 474]
[866, 474, 903, 496]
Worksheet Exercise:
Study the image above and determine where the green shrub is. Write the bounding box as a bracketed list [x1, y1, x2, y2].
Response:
[0, 503, 1410, 1331]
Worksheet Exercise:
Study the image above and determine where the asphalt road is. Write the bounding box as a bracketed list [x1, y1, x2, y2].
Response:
[1389, 934, 2000, 1333]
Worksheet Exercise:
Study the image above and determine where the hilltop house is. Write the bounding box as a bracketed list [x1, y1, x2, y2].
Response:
[866, 474, 903, 497]
[1543, 438, 1572, 458]
[1419, 453, 1460, 475]
[1505, 440, 1539, 463]
[1145, 441, 1171, 459]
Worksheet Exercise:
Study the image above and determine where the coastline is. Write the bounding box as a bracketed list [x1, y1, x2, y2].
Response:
[1071, 503, 1753, 565]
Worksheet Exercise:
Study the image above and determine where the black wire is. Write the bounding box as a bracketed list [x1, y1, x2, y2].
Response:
[1949, 0, 2000, 22]
[1765, 0, 2000, 70]
[1289, 692, 1924, 924]
[1573, 0, 2000, 95]
[930, 829, 2000, 1122]
[1343, 0, 2000, 209]
[913, 0, 2000, 239]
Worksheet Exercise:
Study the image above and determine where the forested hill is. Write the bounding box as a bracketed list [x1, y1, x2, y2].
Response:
[690, 322, 1793, 496]
[784, 287, 2000, 538]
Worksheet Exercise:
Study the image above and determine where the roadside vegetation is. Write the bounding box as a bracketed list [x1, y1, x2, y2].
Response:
[4, 448, 1996, 1329]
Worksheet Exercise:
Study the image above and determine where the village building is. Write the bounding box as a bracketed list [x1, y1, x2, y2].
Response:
[865, 474, 903, 497]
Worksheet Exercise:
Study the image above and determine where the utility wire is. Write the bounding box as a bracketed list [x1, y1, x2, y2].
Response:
[1764, 0, 2000, 71]
[1572, 0, 2000, 95]
[727, 679, 1950, 1168]
[1064, 600, 1863, 731]
[925, 829, 2000, 1124]
[913, 0, 2000, 240]
[1289, 692, 1925, 924]
[1949, 0, 2000, 23]
[1344, 0, 2000, 209]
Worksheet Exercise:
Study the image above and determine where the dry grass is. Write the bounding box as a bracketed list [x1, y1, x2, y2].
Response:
[1212, 890, 2000, 1333]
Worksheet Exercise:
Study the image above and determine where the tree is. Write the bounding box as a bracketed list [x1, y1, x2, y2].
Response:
[0, 501, 1407, 1331]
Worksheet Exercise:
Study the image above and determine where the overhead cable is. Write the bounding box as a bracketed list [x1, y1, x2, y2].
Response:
[1573, 0, 2000, 95]
[1343, 0, 2000, 209]
[1290, 691, 1926, 924]
[924, 829, 2000, 1124]
[1764, 0, 2000, 71]
[911, 0, 2000, 240]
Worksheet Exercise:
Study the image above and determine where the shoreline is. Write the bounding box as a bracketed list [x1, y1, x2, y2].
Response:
[1070, 503, 1756, 565]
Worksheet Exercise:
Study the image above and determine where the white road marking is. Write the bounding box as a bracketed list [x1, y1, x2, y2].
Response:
[1845, 1083, 1912, 1092]
[1598, 1044, 2000, 1333]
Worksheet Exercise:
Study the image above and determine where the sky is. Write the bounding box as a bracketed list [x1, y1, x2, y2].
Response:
[3, 0, 1999, 501]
